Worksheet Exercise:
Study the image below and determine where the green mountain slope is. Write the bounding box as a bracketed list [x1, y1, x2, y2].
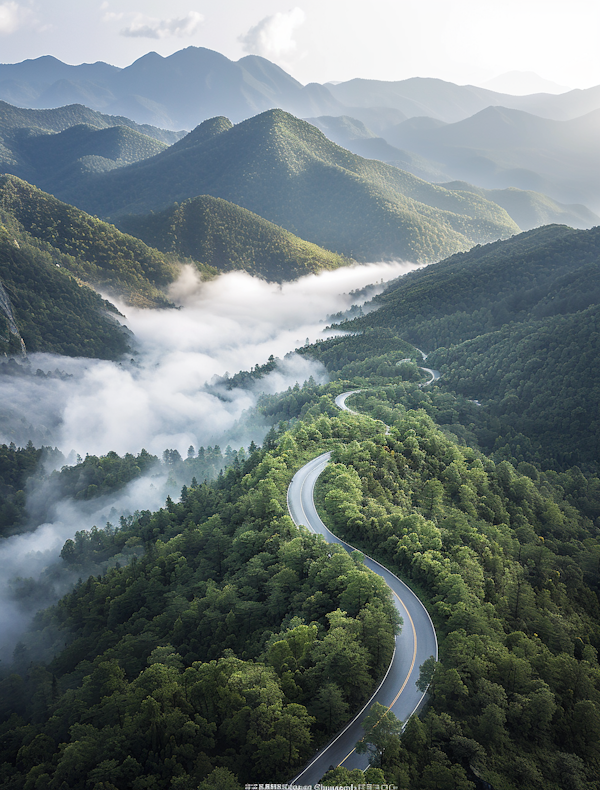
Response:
[0, 99, 184, 143]
[349, 224, 596, 343]
[1, 122, 169, 194]
[119, 195, 353, 281]
[0, 175, 193, 308]
[442, 182, 599, 230]
[0, 225, 130, 358]
[342, 223, 600, 467]
[60, 110, 520, 263]
[429, 304, 600, 467]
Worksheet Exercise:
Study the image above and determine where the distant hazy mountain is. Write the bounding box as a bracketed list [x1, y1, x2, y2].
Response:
[304, 115, 448, 181]
[304, 115, 598, 229]
[0, 48, 345, 130]
[441, 183, 598, 231]
[325, 76, 600, 124]
[480, 71, 570, 96]
[4, 48, 600, 135]
[0, 99, 184, 144]
[59, 109, 519, 263]
[119, 195, 353, 282]
[387, 106, 600, 210]
[325, 78, 510, 124]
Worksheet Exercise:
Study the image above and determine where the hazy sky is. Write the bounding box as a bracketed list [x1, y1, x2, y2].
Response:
[0, 0, 598, 89]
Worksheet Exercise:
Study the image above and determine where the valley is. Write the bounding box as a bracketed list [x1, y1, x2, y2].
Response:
[0, 41, 599, 790]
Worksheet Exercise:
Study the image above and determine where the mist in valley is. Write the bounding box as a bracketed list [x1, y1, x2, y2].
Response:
[0, 260, 419, 661]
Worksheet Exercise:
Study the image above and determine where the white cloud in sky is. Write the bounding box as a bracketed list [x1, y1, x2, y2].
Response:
[240, 6, 305, 60]
[0, 1, 35, 34]
[119, 10, 203, 40]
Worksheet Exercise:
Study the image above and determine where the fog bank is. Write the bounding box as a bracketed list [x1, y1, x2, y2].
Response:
[0, 261, 418, 659]
[0, 262, 417, 458]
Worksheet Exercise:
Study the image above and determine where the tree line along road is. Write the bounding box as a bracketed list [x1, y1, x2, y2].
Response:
[286, 390, 438, 786]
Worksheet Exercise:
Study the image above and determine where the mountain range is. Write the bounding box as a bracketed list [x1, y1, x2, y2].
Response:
[55, 110, 520, 263]
[3, 47, 600, 218]
[305, 115, 599, 228]
[0, 49, 344, 130]
[4, 48, 600, 131]
[385, 106, 600, 210]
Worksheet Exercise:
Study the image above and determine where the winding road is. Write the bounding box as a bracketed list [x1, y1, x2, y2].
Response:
[414, 347, 441, 387]
[287, 390, 438, 786]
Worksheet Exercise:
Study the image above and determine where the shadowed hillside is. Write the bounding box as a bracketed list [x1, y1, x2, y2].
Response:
[0, 175, 197, 308]
[120, 195, 353, 281]
[60, 109, 520, 263]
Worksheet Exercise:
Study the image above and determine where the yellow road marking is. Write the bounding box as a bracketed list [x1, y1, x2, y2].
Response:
[292, 453, 421, 772]
[339, 588, 418, 766]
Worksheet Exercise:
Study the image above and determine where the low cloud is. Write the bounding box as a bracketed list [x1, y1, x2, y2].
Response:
[0, 262, 416, 459]
[0, 1, 35, 34]
[240, 6, 306, 61]
[0, 262, 418, 657]
[0, 474, 168, 662]
[119, 11, 203, 40]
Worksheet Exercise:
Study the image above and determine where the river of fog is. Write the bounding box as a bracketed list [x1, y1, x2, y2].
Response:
[0, 261, 418, 660]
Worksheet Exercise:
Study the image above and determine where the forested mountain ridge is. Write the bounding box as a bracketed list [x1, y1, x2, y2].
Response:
[0, 222, 131, 358]
[0, 100, 184, 144]
[348, 224, 597, 342]
[0, 413, 401, 788]
[0, 175, 193, 309]
[59, 109, 520, 264]
[119, 195, 353, 281]
[1, 123, 169, 197]
[329, 223, 600, 470]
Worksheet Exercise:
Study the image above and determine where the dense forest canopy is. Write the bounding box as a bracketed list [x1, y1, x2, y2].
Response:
[0, 175, 189, 309]
[1, 368, 599, 789]
[0, 156, 599, 789]
[52, 110, 521, 263]
[336, 224, 600, 471]
[118, 195, 353, 282]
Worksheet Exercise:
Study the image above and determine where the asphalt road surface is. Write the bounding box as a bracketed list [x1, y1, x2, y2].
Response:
[287, 439, 438, 785]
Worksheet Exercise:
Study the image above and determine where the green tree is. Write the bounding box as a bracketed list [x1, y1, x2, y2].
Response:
[356, 702, 402, 770]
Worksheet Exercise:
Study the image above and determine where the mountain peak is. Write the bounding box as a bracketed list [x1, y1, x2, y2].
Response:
[480, 70, 571, 96]
[170, 116, 233, 153]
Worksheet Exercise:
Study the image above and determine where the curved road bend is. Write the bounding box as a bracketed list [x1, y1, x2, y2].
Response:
[413, 347, 441, 387]
[419, 366, 440, 386]
[287, 395, 438, 786]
